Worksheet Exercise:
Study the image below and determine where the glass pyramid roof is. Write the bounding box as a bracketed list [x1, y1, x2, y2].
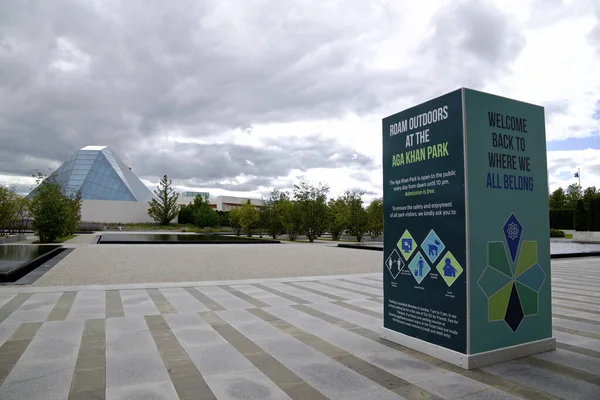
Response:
[29, 146, 154, 202]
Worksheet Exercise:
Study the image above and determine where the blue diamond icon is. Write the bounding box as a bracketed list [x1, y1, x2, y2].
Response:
[503, 214, 522, 264]
[420, 229, 445, 263]
[408, 251, 430, 284]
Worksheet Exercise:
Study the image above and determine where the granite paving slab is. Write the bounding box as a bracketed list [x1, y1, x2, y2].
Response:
[0, 257, 598, 399]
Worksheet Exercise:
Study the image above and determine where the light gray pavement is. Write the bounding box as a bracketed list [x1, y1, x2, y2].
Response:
[30, 241, 383, 286]
[0, 257, 599, 399]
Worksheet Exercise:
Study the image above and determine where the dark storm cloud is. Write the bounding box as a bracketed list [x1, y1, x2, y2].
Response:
[0, 0, 527, 193]
[135, 134, 376, 185]
[419, 0, 526, 90]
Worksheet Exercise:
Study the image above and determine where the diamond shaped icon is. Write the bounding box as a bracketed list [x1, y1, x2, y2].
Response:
[385, 249, 404, 279]
[397, 230, 416, 261]
[420, 229, 445, 263]
[503, 214, 522, 264]
[436, 251, 463, 287]
[408, 251, 430, 284]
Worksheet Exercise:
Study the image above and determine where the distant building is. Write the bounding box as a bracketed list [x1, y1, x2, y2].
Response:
[28, 145, 263, 223]
[177, 193, 263, 212]
[28, 145, 153, 202]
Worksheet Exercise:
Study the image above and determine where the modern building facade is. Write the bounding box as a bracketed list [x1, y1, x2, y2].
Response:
[28, 145, 153, 202]
[28, 145, 263, 223]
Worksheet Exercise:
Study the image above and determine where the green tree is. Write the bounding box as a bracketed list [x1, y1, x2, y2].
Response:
[177, 204, 195, 224]
[65, 189, 83, 235]
[293, 178, 329, 242]
[327, 197, 349, 241]
[564, 183, 582, 210]
[229, 207, 242, 235]
[9, 195, 30, 234]
[582, 186, 598, 211]
[344, 190, 369, 242]
[261, 189, 286, 239]
[238, 200, 259, 236]
[147, 175, 180, 225]
[29, 172, 70, 243]
[192, 194, 220, 228]
[366, 197, 383, 238]
[0, 185, 18, 234]
[549, 187, 567, 209]
[279, 198, 302, 241]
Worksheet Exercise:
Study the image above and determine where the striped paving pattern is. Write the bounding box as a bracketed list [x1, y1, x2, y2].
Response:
[0, 258, 598, 399]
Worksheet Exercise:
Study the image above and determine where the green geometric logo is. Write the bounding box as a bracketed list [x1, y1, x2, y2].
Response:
[477, 214, 546, 333]
[397, 230, 416, 261]
[435, 251, 463, 287]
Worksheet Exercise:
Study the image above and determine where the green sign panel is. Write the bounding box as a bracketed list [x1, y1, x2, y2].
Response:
[382, 88, 553, 367]
[464, 89, 552, 354]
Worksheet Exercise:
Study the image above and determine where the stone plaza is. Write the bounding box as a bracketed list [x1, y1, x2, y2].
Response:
[0, 236, 599, 399]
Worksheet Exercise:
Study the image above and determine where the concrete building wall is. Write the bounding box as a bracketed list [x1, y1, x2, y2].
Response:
[81, 200, 156, 223]
[81, 194, 264, 223]
[214, 195, 263, 211]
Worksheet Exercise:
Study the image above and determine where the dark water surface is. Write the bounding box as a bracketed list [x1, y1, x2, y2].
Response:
[0, 245, 61, 273]
[98, 233, 278, 244]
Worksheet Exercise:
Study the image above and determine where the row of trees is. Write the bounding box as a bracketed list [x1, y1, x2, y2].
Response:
[0, 173, 83, 242]
[0, 186, 30, 235]
[549, 184, 600, 231]
[148, 175, 383, 242]
[257, 181, 382, 242]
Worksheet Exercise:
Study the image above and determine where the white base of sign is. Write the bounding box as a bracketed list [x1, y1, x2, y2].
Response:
[380, 327, 556, 370]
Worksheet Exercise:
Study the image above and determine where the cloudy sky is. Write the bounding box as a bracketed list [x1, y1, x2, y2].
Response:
[1, 0, 599, 202]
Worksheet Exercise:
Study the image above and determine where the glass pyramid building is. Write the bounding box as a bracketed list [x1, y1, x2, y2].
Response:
[29, 146, 154, 202]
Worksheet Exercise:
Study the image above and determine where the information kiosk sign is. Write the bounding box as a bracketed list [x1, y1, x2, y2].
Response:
[381, 88, 555, 369]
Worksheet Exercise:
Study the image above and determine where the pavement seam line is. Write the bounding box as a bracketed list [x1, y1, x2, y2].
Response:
[553, 313, 600, 327]
[146, 289, 177, 314]
[0, 293, 33, 323]
[291, 304, 559, 400]
[315, 281, 379, 297]
[144, 314, 217, 400]
[0, 322, 42, 386]
[253, 284, 310, 305]
[552, 326, 600, 341]
[104, 290, 124, 318]
[46, 291, 77, 321]
[198, 311, 329, 400]
[247, 307, 444, 400]
[333, 300, 382, 318]
[555, 342, 600, 359]
[521, 356, 600, 387]
[183, 287, 225, 311]
[68, 319, 106, 399]
[340, 278, 382, 289]
[283, 282, 346, 301]
[552, 303, 600, 316]
[217, 285, 270, 308]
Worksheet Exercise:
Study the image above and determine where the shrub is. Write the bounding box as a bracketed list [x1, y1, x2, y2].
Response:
[178, 205, 194, 224]
[550, 229, 565, 238]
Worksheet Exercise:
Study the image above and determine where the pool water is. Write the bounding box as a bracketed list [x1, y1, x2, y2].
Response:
[97, 233, 279, 244]
[0, 245, 61, 273]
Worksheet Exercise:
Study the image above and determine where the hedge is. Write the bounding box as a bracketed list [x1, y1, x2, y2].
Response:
[549, 209, 574, 230]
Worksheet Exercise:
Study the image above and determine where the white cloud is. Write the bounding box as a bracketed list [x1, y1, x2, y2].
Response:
[1, 0, 600, 201]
